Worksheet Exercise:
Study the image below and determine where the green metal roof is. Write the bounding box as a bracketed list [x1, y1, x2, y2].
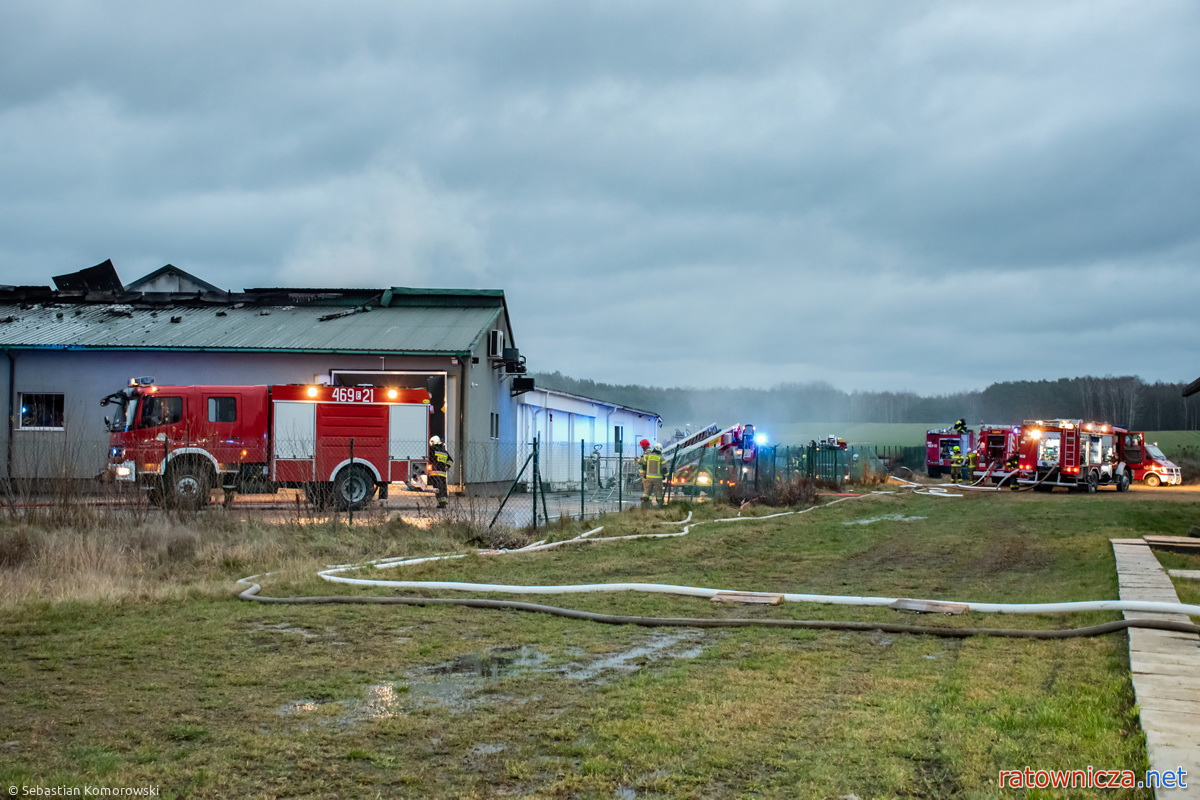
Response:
[0, 302, 503, 355]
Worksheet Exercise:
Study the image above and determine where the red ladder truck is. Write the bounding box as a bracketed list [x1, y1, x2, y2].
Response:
[101, 378, 432, 509]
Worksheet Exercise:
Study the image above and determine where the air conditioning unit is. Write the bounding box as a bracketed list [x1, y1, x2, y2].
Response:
[510, 376, 535, 397]
[488, 330, 505, 360]
[503, 347, 527, 374]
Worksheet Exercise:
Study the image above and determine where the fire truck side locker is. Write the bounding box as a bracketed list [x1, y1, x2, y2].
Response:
[388, 403, 428, 482]
[272, 399, 316, 481]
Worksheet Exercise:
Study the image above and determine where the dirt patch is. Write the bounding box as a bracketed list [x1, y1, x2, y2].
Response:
[846, 525, 1049, 581]
[960, 535, 1049, 578]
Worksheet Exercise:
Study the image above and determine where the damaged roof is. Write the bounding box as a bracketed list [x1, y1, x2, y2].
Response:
[0, 285, 510, 356]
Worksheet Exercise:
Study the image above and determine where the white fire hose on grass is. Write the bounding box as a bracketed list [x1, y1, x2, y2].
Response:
[237, 487, 1200, 638]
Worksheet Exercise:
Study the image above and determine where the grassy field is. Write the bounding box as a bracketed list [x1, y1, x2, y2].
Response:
[3, 491, 1200, 798]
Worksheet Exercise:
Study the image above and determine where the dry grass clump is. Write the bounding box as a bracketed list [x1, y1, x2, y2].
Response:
[725, 477, 820, 508]
[0, 509, 524, 607]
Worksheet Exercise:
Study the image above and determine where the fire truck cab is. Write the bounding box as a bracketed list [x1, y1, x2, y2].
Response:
[1122, 433, 1183, 487]
[1014, 419, 1131, 493]
[101, 378, 432, 510]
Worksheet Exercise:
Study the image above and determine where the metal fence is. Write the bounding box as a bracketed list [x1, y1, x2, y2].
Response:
[3, 433, 907, 530]
[465, 439, 900, 529]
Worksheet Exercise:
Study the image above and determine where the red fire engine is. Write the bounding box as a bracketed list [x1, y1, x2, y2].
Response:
[101, 378, 432, 509]
[925, 427, 975, 479]
[962, 425, 1022, 485]
[1013, 419, 1132, 492]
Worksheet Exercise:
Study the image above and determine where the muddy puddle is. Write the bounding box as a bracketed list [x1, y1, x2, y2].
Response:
[278, 630, 708, 727]
[842, 514, 927, 526]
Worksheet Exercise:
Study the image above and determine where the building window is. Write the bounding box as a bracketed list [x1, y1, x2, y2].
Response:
[19, 393, 65, 430]
[208, 396, 237, 423]
[490, 412, 500, 440]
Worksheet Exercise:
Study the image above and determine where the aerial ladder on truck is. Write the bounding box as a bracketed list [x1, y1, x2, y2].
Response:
[661, 423, 758, 499]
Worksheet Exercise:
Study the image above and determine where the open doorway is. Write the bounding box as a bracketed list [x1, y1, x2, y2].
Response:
[331, 371, 447, 442]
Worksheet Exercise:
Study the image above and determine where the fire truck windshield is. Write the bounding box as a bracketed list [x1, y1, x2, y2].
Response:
[106, 396, 139, 432]
[101, 389, 140, 432]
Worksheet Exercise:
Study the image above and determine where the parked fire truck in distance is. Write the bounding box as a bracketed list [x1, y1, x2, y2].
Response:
[1121, 433, 1183, 487]
[101, 378, 432, 510]
[960, 425, 1022, 486]
[1015, 419, 1132, 493]
[926, 427, 975, 479]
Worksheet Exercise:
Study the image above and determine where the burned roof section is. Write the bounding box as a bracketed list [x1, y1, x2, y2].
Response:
[0, 264, 513, 356]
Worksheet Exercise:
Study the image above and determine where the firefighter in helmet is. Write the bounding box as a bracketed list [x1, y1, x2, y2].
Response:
[965, 448, 978, 485]
[952, 418, 968, 434]
[427, 435, 452, 508]
[949, 445, 964, 484]
[1004, 450, 1020, 490]
[634, 439, 650, 494]
[641, 442, 665, 506]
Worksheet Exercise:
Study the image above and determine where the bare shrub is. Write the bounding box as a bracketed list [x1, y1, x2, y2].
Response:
[0, 526, 35, 567]
[1174, 446, 1200, 485]
[726, 477, 819, 508]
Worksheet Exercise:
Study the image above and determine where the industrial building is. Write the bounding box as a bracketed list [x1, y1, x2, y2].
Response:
[517, 387, 662, 489]
[0, 261, 661, 494]
[0, 261, 532, 489]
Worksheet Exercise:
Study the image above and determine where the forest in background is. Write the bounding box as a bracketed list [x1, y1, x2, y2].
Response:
[532, 372, 1200, 432]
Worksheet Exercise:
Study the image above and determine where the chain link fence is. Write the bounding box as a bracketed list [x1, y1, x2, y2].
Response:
[0, 434, 906, 529]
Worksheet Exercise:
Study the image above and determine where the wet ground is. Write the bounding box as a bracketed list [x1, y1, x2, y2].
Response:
[275, 629, 710, 729]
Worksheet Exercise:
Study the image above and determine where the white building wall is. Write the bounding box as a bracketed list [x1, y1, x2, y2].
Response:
[516, 389, 661, 488]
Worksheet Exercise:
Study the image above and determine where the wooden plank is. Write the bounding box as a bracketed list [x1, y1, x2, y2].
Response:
[711, 591, 784, 606]
[889, 598, 969, 615]
[1112, 538, 1200, 795]
[1146, 536, 1200, 554]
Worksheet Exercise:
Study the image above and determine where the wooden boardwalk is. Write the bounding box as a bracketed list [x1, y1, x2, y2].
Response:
[1112, 538, 1200, 797]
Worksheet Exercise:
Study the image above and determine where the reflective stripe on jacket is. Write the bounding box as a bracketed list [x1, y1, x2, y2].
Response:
[645, 453, 663, 479]
[429, 447, 451, 477]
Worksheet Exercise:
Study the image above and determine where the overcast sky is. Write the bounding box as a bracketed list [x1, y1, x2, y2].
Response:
[2, 1, 1197, 394]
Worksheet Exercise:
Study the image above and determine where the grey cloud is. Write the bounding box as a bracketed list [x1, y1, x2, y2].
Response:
[1, 1, 1197, 394]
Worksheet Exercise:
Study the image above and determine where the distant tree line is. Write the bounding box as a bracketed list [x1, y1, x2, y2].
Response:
[532, 372, 1200, 431]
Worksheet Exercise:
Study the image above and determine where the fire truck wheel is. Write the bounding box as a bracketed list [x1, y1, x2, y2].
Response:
[927, 466, 942, 479]
[1144, 473, 1162, 488]
[1117, 472, 1131, 492]
[1085, 471, 1098, 493]
[165, 461, 212, 509]
[333, 465, 377, 511]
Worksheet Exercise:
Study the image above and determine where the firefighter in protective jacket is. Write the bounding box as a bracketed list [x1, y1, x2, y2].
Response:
[949, 446, 964, 484]
[428, 435, 452, 508]
[1004, 451, 1021, 490]
[640, 442, 665, 506]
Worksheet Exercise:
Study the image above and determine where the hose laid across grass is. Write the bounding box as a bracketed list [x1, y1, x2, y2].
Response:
[235, 577, 1200, 639]
[236, 491, 1200, 639]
